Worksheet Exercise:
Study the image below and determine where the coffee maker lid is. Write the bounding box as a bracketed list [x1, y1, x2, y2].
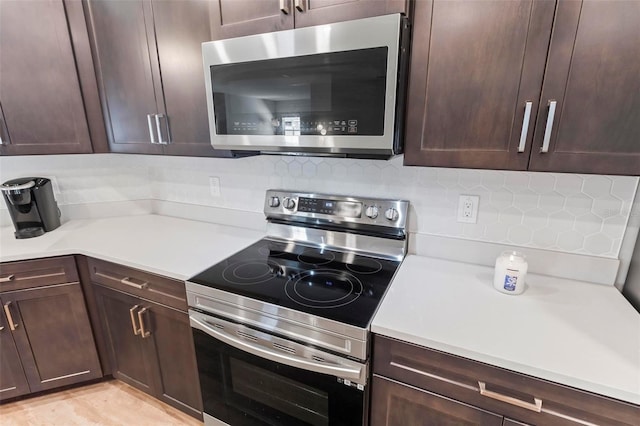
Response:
[1, 177, 36, 192]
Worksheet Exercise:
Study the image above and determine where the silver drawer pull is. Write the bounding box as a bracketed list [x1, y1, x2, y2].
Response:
[540, 100, 557, 153]
[120, 277, 148, 290]
[3, 302, 18, 331]
[294, 0, 305, 12]
[279, 0, 289, 14]
[0, 274, 15, 283]
[138, 307, 151, 338]
[478, 381, 542, 412]
[147, 114, 157, 144]
[518, 101, 533, 152]
[129, 305, 141, 336]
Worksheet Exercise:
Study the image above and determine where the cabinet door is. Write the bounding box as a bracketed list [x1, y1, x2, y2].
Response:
[0, 0, 93, 155]
[1, 284, 102, 393]
[139, 300, 203, 417]
[210, 0, 293, 40]
[152, 0, 229, 157]
[371, 375, 503, 426]
[0, 304, 30, 401]
[528, 0, 640, 175]
[403, 0, 555, 170]
[93, 285, 159, 394]
[294, 0, 409, 28]
[85, 0, 164, 154]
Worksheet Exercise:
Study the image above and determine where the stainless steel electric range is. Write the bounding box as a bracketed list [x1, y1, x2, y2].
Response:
[186, 190, 409, 426]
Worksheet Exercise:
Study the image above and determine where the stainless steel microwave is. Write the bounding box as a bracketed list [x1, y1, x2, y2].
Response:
[202, 14, 410, 159]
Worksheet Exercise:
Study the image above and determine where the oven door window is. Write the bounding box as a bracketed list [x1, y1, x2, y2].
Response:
[193, 328, 365, 426]
[210, 47, 387, 137]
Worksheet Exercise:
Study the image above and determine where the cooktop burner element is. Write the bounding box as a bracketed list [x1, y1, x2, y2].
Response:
[346, 257, 384, 274]
[285, 269, 363, 308]
[298, 248, 336, 265]
[221, 259, 282, 285]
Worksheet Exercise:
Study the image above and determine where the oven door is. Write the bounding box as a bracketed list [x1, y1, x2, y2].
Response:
[190, 310, 368, 426]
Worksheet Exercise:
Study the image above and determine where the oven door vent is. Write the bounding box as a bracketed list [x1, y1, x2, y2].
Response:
[273, 342, 297, 355]
[236, 330, 259, 342]
[312, 355, 326, 363]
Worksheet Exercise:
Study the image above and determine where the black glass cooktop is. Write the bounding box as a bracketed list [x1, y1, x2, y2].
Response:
[189, 239, 401, 328]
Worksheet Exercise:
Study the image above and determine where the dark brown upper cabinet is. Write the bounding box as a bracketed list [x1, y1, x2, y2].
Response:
[85, 0, 233, 157]
[210, 0, 409, 40]
[404, 0, 640, 176]
[528, 0, 640, 175]
[0, 0, 106, 156]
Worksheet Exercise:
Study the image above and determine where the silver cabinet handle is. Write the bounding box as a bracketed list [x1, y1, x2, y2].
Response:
[155, 114, 170, 145]
[147, 114, 157, 144]
[138, 307, 151, 338]
[478, 381, 543, 412]
[3, 302, 17, 331]
[294, 0, 305, 12]
[120, 277, 148, 290]
[518, 101, 533, 153]
[279, 0, 290, 14]
[129, 305, 141, 335]
[541, 100, 557, 153]
[0, 274, 15, 283]
[190, 314, 364, 381]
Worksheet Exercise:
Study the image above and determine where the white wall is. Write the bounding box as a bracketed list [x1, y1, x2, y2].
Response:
[1, 154, 638, 260]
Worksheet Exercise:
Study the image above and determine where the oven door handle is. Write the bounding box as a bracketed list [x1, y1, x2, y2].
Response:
[190, 316, 364, 381]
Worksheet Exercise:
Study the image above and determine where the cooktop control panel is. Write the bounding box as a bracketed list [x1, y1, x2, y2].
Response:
[264, 189, 408, 229]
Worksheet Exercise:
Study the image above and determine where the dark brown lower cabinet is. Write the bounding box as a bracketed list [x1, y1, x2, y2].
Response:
[0, 314, 30, 400]
[371, 375, 503, 426]
[93, 284, 202, 418]
[372, 335, 640, 426]
[0, 282, 103, 401]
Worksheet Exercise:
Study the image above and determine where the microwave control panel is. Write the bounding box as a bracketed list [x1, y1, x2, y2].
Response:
[227, 116, 361, 136]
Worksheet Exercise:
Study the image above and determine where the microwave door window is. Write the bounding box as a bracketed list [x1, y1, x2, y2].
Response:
[210, 47, 387, 137]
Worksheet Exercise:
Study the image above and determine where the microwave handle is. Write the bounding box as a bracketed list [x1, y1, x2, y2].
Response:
[190, 315, 363, 381]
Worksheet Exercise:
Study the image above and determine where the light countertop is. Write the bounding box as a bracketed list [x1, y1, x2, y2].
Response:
[0, 215, 263, 280]
[372, 255, 640, 405]
[1, 216, 638, 405]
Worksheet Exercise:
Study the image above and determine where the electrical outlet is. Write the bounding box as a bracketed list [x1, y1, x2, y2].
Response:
[457, 195, 479, 223]
[209, 176, 221, 197]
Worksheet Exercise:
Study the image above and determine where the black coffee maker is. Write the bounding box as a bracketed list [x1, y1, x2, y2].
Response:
[1, 177, 61, 239]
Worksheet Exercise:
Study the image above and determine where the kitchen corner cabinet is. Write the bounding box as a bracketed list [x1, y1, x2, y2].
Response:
[0, 257, 103, 402]
[84, 0, 232, 157]
[404, 0, 640, 176]
[372, 335, 640, 426]
[0, 0, 106, 155]
[88, 258, 202, 419]
[210, 0, 409, 40]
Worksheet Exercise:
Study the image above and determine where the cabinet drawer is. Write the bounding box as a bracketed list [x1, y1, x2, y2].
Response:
[87, 258, 187, 311]
[0, 256, 79, 292]
[373, 335, 639, 425]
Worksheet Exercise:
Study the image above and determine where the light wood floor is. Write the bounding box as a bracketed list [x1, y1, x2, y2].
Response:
[0, 380, 203, 425]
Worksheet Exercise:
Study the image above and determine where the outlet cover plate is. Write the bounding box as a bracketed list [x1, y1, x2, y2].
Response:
[209, 176, 221, 197]
[457, 195, 479, 223]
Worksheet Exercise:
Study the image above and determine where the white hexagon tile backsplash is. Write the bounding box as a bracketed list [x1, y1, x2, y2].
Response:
[143, 155, 638, 259]
[1, 154, 637, 259]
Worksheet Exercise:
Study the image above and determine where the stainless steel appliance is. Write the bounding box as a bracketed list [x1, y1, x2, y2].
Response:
[186, 190, 409, 425]
[202, 14, 410, 159]
[1, 177, 61, 239]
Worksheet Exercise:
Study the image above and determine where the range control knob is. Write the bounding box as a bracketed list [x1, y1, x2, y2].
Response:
[268, 196, 280, 208]
[283, 197, 296, 210]
[365, 205, 379, 219]
[385, 207, 399, 221]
